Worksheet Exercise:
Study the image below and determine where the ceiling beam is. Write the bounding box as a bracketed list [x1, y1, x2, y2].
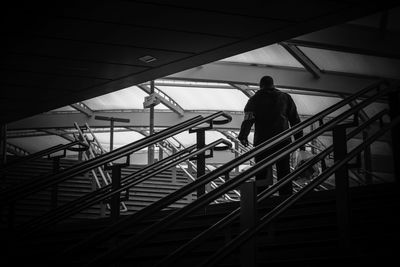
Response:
[8, 109, 391, 145]
[40, 129, 76, 142]
[70, 102, 94, 117]
[169, 62, 378, 95]
[8, 110, 244, 130]
[5, 108, 360, 132]
[287, 23, 400, 59]
[279, 42, 321, 79]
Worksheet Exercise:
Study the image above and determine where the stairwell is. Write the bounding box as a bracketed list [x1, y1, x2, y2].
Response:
[4, 182, 398, 267]
[0, 157, 192, 227]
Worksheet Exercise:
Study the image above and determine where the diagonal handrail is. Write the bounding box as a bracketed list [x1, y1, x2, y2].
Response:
[157, 108, 389, 266]
[0, 111, 232, 205]
[62, 80, 388, 262]
[0, 140, 88, 171]
[199, 113, 400, 267]
[77, 81, 391, 266]
[19, 138, 231, 236]
[17, 144, 198, 235]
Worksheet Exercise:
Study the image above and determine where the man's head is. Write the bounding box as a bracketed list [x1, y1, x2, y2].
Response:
[259, 76, 274, 90]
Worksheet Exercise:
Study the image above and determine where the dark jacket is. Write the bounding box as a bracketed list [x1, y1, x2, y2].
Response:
[238, 88, 302, 146]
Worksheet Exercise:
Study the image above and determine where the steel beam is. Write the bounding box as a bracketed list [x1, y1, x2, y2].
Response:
[138, 84, 185, 116]
[41, 129, 76, 142]
[169, 62, 377, 95]
[8, 110, 244, 130]
[8, 109, 373, 140]
[70, 102, 94, 117]
[280, 42, 321, 79]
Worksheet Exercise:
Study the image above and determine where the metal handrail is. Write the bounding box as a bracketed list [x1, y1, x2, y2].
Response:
[16, 143, 231, 236]
[17, 144, 198, 235]
[200, 113, 400, 267]
[78, 81, 391, 266]
[0, 140, 88, 171]
[0, 112, 232, 205]
[58, 138, 231, 257]
[157, 108, 390, 266]
[74, 123, 128, 212]
[157, 140, 239, 202]
[141, 128, 240, 202]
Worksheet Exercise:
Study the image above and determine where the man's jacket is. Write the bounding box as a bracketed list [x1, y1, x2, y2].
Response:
[238, 88, 302, 146]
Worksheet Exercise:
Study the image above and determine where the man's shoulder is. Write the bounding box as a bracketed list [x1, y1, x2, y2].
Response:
[273, 89, 292, 99]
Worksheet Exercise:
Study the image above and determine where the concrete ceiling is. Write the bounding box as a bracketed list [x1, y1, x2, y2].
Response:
[1, 1, 397, 124]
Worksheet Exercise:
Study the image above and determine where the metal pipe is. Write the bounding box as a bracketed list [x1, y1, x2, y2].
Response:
[157, 109, 389, 266]
[84, 86, 391, 266]
[201, 114, 400, 267]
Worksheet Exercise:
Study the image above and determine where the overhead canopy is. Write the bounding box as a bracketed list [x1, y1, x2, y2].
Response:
[6, 8, 398, 160]
[221, 44, 304, 68]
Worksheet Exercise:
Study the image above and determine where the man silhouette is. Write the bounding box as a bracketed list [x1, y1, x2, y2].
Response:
[238, 75, 304, 195]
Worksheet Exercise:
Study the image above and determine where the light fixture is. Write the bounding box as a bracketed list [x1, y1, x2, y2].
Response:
[139, 55, 157, 63]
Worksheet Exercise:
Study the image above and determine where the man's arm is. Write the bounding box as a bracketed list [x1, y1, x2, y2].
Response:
[238, 111, 255, 147]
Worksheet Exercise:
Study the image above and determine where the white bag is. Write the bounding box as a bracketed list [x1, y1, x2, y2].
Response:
[293, 150, 318, 181]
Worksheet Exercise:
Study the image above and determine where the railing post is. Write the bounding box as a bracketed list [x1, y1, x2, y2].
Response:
[158, 145, 163, 161]
[186, 163, 195, 202]
[388, 89, 400, 183]
[171, 165, 177, 184]
[0, 124, 6, 166]
[196, 129, 206, 198]
[332, 125, 350, 247]
[148, 80, 156, 165]
[234, 140, 240, 173]
[51, 156, 61, 209]
[240, 181, 257, 267]
[362, 131, 373, 184]
[110, 165, 122, 222]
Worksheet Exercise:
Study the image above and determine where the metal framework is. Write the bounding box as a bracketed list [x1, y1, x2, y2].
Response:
[169, 61, 377, 95]
[280, 42, 321, 79]
[4, 33, 394, 160]
[70, 102, 94, 117]
[138, 84, 185, 116]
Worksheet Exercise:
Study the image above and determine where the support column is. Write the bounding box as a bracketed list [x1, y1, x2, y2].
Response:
[388, 89, 400, 183]
[234, 140, 240, 173]
[196, 129, 206, 198]
[110, 119, 115, 151]
[240, 181, 257, 267]
[158, 145, 163, 161]
[333, 125, 350, 247]
[94, 116, 130, 152]
[148, 80, 155, 165]
[110, 165, 122, 222]
[187, 163, 195, 202]
[51, 157, 61, 209]
[0, 124, 7, 166]
[363, 131, 372, 184]
[171, 163, 177, 184]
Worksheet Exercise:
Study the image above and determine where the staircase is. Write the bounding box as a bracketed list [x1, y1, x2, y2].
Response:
[113, 182, 399, 267]
[0, 157, 192, 227]
[4, 182, 398, 266]
[2, 83, 399, 266]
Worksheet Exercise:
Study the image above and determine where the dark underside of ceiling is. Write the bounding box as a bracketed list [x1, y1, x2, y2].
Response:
[0, 1, 396, 124]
